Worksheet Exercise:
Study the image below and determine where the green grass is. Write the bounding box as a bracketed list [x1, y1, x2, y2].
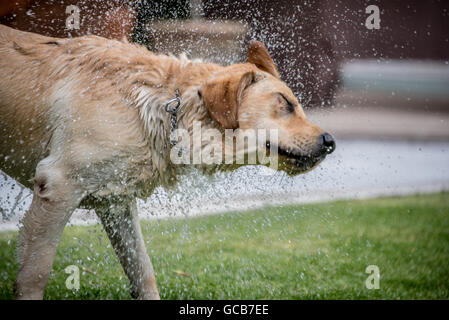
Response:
[1, 192, 449, 299]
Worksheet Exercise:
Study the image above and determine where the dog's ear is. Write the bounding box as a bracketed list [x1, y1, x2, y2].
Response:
[200, 69, 255, 129]
[247, 41, 280, 79]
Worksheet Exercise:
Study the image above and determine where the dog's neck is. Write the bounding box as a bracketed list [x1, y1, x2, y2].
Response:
[128, 53, 225, 185]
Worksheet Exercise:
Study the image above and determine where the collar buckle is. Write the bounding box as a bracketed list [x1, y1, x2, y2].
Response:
[165, 89, 181, 146]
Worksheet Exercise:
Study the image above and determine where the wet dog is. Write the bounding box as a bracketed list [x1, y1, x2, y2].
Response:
[0, 24, 335, 299]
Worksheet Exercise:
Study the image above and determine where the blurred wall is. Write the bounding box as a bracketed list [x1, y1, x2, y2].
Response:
[203, 0, 339, 108]
[319, 0, 449, 60]
[203, 0, 449, 107]
[0, 0, 135, 40]
[1, 0, 447, 108]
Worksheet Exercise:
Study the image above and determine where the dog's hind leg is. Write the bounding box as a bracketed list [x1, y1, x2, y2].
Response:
[95, 197, 160, 300]
[14, 157, 84, 299]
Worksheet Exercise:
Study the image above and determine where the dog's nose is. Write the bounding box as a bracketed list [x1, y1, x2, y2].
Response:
[318, 133, 336, 154]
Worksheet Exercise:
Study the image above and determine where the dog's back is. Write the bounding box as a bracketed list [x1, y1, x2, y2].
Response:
[0, 24, 164, 188]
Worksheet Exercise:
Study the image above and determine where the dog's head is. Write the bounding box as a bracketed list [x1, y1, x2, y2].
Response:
[199, 41, 335, 175]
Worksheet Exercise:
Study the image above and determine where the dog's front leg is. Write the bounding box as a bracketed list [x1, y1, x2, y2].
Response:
[14, 159, 83, 299]
[95, 197, 160, 300]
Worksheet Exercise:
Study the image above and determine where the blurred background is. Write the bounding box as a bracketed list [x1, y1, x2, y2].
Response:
[1, 0, 449, 228]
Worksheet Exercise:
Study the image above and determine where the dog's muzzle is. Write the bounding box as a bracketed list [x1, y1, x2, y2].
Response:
[267, 132, 336, 175]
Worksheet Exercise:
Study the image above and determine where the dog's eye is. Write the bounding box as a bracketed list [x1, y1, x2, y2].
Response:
[286, 100, 295, 113]
[280, 94, 295, 113]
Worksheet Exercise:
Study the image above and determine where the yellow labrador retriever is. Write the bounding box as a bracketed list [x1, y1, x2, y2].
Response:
[0, 24, 335, 299]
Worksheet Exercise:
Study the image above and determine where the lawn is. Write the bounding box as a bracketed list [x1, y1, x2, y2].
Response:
[0, 192, 448, 299]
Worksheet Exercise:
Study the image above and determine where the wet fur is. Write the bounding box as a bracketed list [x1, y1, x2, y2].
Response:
[0, 24, 328, 299]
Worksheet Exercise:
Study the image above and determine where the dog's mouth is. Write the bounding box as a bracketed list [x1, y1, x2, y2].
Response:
[266, 142, 327, 176]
